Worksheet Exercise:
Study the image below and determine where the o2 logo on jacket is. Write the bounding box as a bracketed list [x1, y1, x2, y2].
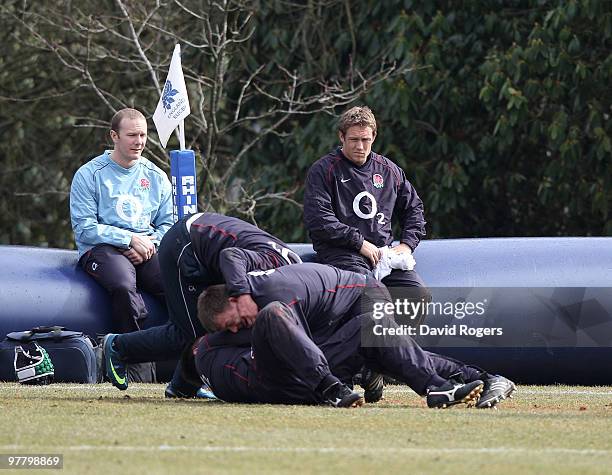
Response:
[353, 191, 386, 225]
[267, 241, 303, 264]
[248, 269, 277, 277]
[116, 194, 144, 225]
[372, 174, 384, 189]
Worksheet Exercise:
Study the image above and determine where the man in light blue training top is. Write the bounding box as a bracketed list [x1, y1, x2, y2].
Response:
[70, 108, 173, 333]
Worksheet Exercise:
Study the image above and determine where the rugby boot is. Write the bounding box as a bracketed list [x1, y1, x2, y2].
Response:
[476, 374, 516, 408]
[426, 377, 483, 409]
[103, 334, 128, 390]
[360, 366, 384, 403]
[322, 382, 363, 408]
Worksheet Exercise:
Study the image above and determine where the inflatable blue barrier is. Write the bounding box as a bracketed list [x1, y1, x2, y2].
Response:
[1, 238, 611, 384]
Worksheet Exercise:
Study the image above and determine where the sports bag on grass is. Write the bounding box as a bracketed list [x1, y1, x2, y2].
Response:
[0, 326, 97, 383]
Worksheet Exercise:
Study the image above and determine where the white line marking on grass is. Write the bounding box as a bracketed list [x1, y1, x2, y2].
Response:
[515, 390, 612, 396]
[384, 387, 612, 396]
[1, 445, 610, 456]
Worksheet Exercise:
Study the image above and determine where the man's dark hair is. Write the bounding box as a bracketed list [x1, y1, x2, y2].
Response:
[337, 106, 377, 136]
[197, 284, 230, 332]
[110, 108, 146, 134]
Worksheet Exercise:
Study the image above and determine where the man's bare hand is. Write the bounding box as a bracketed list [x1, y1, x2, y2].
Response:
[360, 240, 382, 268]
[129, 235, 156, 261]
[236, 294, 259, 327]
[123, 248, 145, 265]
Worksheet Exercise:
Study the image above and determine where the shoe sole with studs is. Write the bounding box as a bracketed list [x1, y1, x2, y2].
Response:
[436, 383, 484, 409]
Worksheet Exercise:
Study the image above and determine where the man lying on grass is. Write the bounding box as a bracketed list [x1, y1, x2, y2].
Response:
[185, 260, 515, 408]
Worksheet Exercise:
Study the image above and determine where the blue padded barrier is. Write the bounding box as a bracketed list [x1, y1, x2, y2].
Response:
[1, 238, 611, 384]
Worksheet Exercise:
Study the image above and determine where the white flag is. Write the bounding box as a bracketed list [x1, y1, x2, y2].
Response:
[153, 44, 190, 149]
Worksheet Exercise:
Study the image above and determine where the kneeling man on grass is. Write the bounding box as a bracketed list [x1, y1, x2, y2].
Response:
[185, 260, 515, 408]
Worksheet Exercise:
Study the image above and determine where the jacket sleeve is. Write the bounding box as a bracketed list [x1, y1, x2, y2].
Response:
[218, 247, 283, 296]
[149, 172, 174, 246]
[303, 162, 364, 251]
[70, 167, 132, 249]
[393, 169, 426, 251]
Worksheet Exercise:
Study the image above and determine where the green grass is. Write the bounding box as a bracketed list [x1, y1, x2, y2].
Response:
[1, 383, 612, 474]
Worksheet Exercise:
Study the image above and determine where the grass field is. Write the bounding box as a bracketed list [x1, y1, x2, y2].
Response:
[1, 383, 612, 474]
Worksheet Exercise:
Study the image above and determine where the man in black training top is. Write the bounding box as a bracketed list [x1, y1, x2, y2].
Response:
[186, 262, 515, 409]
[102, 212, 301, 397]
[303, 105, 428, 293]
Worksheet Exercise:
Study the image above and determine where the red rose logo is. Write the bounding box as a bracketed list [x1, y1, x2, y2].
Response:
[373, 174, 384, 189]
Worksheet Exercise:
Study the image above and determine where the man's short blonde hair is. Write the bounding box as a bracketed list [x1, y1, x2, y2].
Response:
[338, 106, 377, 136]
[197, 284, 230, 332]
[110, 108, 146, 134]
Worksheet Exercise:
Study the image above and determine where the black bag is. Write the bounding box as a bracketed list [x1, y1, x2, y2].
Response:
[0, 326, 97, 383]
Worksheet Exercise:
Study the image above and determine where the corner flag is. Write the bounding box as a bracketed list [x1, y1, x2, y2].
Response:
[153, 44, 190, 149]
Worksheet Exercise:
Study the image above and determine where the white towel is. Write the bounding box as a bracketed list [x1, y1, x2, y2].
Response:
[373, 246, 416, 280]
